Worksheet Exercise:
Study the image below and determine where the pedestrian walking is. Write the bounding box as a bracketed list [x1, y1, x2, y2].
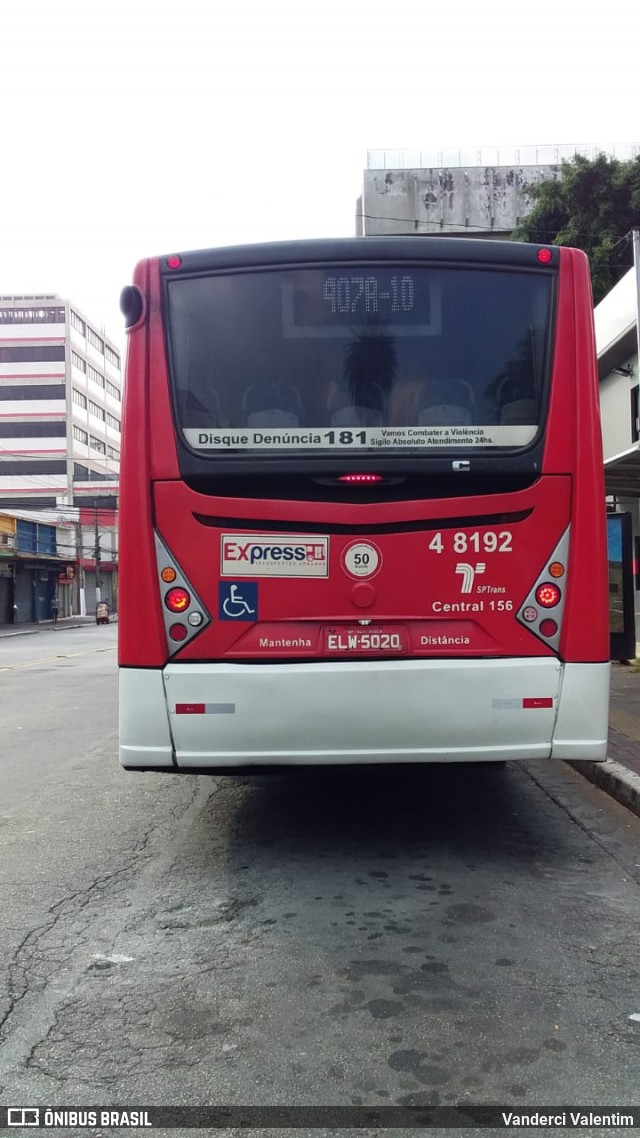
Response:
[50, 595, 59, 626]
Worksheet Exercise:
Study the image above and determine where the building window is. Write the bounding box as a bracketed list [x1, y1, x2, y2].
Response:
[71, 311, 86, 335]
[71, 351, 86, 372]
[0, 495, 57, 509]
[0, 345, 65, 363]
[37, 525, 57, 554]
[72, 388, 87, 409]
[0, 306, 65, 324]
[88, 400, 105, 421]
[0, 383, 66, 400]
[0, 421, 66, 437]
[87, 364, 106, 388]
[73, 426, 88, 444]
[90, 435, 106, 453]
[105, 345, 120, 368]
[73, 464, 112, 482]
[107, 445, 120, 460]
[106, 380, 121, 401]
[2, 460, 67, 475]
[87, 328, 104, 353]
[16, 519, 37, 552]
[106, 412, 120, 431]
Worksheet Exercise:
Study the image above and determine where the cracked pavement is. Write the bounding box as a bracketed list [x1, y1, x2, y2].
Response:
[2, 624, 640, 1133]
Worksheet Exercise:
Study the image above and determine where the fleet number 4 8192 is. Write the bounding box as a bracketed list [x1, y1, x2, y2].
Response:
[428, 531, 513, 554]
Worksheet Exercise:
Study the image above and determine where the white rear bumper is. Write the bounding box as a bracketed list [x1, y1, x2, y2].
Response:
[119, 658, 609, 770]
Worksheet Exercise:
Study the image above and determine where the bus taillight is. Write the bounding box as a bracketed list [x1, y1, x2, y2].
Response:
[165, 587, 191, 612]
[536, 583, 561, 608]
[516, 528, 570, 651]
[338, 474, 382, 484]
[539, 619, 558, 638]
[154, 532, 211, 656]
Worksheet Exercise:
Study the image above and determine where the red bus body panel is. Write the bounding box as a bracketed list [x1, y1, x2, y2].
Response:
[118, 246, 608, 670]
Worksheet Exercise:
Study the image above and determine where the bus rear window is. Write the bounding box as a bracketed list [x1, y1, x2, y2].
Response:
[165, 265, 554, 455]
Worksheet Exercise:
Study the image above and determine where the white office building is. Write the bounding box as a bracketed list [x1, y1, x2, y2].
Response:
[0, 295, 121, 510]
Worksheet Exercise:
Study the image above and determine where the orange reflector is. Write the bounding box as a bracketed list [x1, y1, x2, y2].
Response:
[549, 562, 564, 578]
[161, 567, 177, 583]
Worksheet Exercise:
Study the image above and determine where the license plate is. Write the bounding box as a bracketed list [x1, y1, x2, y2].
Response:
[323, 625, 407, 654]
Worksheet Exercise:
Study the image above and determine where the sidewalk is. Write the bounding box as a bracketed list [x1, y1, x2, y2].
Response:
[569, 663, 640, 817]
[0, 615, 110, 638]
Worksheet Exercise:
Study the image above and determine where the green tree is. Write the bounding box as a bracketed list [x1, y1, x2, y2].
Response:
[514, 153, 640, 304]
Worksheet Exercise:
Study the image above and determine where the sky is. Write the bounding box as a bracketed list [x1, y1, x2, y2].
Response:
[2, 0, 639, 353]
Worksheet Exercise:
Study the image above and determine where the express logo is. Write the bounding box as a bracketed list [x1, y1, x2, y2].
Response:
[226, 543, 321, 564]
[221, 534, 329, 578]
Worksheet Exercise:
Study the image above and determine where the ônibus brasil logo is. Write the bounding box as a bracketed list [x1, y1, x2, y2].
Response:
[455, 562, 486, 593]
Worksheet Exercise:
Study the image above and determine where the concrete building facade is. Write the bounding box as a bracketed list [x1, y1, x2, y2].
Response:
[0, 503, 118, 624]
[0, 509, 75, 624]
[0, 295, 122, 621]
[0, 295, 121, 510]
[357, 144, 640, 238]
[358, 161, 558, 237]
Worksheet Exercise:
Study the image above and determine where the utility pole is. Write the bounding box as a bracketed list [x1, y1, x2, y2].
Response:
[628, 228, 633, 357]
[76, 516, 85, 616]
[94, 502, 101, 606]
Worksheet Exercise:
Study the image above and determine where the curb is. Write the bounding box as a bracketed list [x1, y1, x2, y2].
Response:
[569, 758, 640, 819]
[0, 619, 114, 640]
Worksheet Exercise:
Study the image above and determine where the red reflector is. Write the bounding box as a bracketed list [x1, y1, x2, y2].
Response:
[338, 474, 382, 484]
[165, 587, 191, 612]
[166, 254, 182, 269]
[539, 618, 558, 638]
[169, 623, 188, 641]
[537, 248, 553, 264]
[523, 697, 553, 709]
[176, 703, 205, 714]
[535, 582, 561, 608]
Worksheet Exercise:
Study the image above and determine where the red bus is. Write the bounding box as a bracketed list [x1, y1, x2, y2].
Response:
[118, 238, 609, 772]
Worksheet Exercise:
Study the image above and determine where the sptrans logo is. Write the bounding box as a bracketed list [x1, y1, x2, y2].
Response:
[221, 534, 329, 578]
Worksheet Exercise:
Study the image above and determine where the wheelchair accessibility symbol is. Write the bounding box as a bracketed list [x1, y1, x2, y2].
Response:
[219, 581, 258, 621]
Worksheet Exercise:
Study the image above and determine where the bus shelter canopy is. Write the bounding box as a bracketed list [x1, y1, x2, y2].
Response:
[605, 444, 640, 498]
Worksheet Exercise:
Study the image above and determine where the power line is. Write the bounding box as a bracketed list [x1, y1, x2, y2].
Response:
[357, 213, 638, 244]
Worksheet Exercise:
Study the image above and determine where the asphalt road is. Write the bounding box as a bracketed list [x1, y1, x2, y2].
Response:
[1, 625, 640, 1133]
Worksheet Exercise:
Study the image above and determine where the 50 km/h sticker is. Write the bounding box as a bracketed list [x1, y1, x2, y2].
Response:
[342, 541, 382, 579]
